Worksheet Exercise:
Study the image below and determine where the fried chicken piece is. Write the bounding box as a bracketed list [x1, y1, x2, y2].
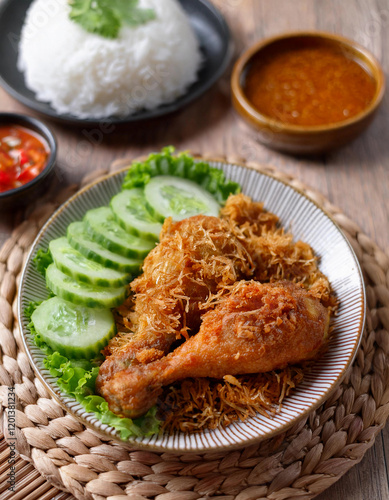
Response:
[97, 280, 330, 418]
[221, 194, 333, 304]
[98, 214, 254, 383]
[220, 192, 279, 234]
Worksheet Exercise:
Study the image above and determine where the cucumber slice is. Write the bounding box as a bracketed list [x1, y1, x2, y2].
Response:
[144, 175, 221, 221]
[50, 237, 130, 288]
[46, 263, 126, 309]
[111, 188, 163, 240]
[31, 297, 116, 358]
[84, 207, 156, 258]
[67, 222, 143, 273]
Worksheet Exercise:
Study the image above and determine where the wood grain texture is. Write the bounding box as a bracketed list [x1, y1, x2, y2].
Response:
[0, 0, 388, 498]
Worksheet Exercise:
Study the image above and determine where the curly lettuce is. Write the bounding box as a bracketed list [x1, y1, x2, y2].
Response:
[33, 249, 53, 278]
[122, 147, 241, 203]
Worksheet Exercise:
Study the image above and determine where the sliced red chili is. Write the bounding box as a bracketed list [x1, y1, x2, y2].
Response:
[17, 165, 40, 183]
[19, 149, 30, 166]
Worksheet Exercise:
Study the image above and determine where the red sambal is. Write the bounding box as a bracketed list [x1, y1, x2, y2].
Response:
[0, 125, 49, 193]
[244, 44, 377, 127]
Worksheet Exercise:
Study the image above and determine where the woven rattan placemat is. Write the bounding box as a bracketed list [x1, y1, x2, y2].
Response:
[1, 155, 389, 500]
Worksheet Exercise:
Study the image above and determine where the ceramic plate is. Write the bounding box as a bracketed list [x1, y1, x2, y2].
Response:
[0, 0, 232, 125]
[18, 160, 366, 452]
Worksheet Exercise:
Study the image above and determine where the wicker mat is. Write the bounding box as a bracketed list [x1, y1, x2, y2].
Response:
[1, 155, 389, 500]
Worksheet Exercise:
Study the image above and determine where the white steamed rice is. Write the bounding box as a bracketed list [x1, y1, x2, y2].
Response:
[18, 0, 202, 118]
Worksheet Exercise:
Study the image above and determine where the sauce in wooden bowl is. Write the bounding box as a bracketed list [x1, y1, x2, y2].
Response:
[243, 41, 377, 127]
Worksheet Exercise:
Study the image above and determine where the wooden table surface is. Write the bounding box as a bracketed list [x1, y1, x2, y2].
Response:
[1, 0, 388, 499]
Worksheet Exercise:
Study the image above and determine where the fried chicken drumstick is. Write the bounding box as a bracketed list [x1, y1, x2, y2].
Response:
[97, 194, 333, 419]
[97, 280, 330, 418]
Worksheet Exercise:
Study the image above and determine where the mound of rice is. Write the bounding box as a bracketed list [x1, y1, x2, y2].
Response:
[18, 0, 202, 118]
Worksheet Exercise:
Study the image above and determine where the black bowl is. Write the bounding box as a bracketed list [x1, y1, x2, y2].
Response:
[0, 0, 232, 125]
[0, 113, 57, 209]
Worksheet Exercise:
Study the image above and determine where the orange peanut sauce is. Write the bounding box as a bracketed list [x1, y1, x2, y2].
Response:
[243, 44, 376, 127]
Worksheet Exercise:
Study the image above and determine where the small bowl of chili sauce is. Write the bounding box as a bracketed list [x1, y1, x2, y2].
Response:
[231, 32, 385, 154]
[0, 113, 57, 208]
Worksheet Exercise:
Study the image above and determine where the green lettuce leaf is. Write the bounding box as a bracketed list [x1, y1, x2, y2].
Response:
[25, 300, 41, 322]
[122, 147, 241, 204]
[33, 249, 53, 278]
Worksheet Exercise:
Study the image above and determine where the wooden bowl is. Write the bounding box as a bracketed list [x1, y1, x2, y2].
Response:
[231, 31, 385, 154]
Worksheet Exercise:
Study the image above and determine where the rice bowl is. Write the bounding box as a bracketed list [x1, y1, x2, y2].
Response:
[17, 0, 202, 119]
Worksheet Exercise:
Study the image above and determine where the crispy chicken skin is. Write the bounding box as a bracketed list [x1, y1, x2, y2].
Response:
[97, 194, 334, 419]
[97, 280, 330, 418]
[221, 194, 332, 304]
[98, 214, 254, 383]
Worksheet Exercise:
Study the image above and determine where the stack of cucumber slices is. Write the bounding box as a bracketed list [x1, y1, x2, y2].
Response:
[31, 175, 222, 359]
